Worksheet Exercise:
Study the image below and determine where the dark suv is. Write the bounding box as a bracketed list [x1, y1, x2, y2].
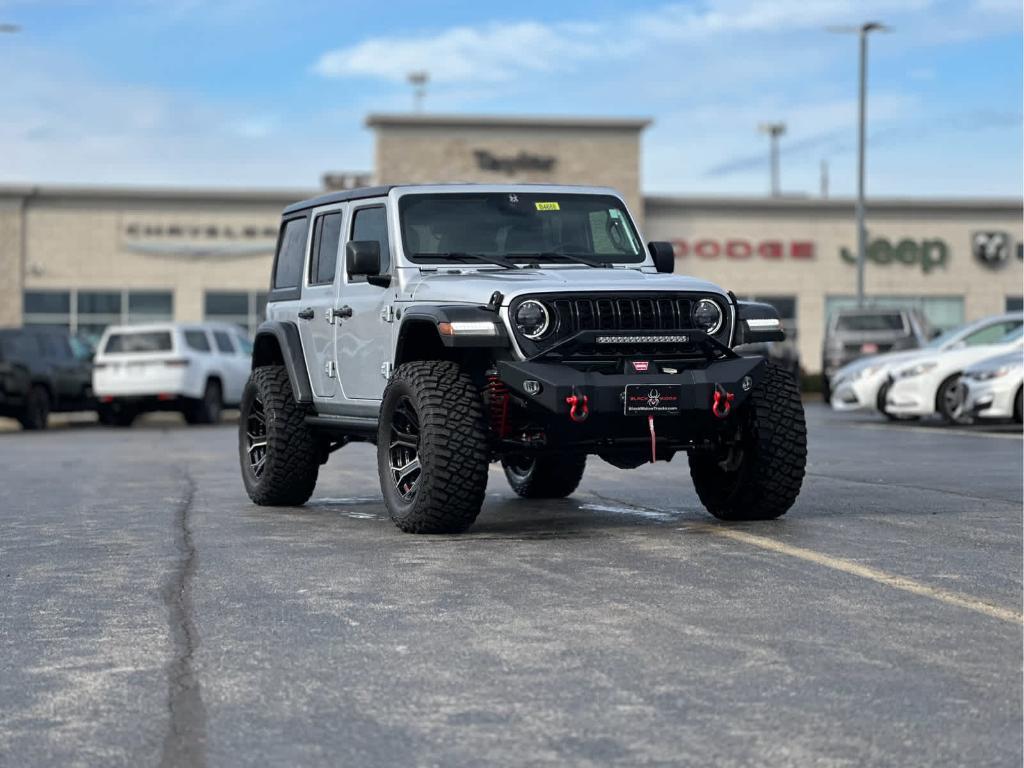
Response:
[0, 327, 95, 430]
[822, 307, 933, 399]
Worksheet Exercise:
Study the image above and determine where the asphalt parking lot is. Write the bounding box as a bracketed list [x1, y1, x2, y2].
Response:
[0, 403, 1020, 767]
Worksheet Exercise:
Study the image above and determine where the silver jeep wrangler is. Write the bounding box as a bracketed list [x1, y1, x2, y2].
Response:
[239, 184, 806, 533]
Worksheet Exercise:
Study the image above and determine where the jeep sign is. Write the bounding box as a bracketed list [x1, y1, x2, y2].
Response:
[840, 237, 949, 274]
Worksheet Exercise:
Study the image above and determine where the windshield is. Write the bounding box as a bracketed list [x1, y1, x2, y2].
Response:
[399, 192, 644, 265]
[998, 327, 1023, 344]
[926, 325, 965, 349]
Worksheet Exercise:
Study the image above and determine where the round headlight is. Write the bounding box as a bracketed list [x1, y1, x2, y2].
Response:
[692, 298, 724, 335]
[515, 300, 551, 340]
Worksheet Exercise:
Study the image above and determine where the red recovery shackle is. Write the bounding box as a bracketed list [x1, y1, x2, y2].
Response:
[565, 393, 589, 423]
[711, 386, 735, 419]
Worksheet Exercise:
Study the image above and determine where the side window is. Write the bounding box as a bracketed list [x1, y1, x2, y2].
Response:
[212, 330, 235, 353]
[309, 211, 343, 285]
[350, 206, 391, 279]
[235, 335, 253, 356]
[184, 330, 212, 353]
[273, 217, 310, 290]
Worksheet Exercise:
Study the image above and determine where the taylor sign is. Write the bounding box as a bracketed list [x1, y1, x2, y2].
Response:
[671, 239, 815, 260]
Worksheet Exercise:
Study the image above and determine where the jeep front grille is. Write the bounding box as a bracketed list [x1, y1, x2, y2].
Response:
[509, 292, 731, 359]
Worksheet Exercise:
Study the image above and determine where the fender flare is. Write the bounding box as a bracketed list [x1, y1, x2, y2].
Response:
[252, 321, 314, 403]
[398, 305, 510, 350]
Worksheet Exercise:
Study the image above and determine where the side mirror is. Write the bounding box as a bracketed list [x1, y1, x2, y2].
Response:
[346, 240, 390, 287]
[647, 241, 675, 273]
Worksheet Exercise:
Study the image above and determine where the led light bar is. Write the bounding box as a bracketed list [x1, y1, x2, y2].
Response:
[595, 334, 690, 344]
[745, 318, 780, 329]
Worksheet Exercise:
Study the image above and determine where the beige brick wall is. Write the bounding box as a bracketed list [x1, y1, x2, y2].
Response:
[374, 123, 646, 225]
[645, 202, 1024, 372]
[21, 197, 288, 323]
[0, 199, 24, 327]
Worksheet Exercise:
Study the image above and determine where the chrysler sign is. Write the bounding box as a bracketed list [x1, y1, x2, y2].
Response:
[122, 221, 278, 260]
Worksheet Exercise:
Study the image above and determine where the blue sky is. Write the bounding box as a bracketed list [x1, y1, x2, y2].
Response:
[0, 0, 1020, 197]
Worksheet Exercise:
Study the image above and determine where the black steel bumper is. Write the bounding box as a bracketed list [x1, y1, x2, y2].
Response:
[496, 356, 767, 420]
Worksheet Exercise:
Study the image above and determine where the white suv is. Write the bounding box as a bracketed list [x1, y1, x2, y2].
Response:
[93, 322, 252, 426]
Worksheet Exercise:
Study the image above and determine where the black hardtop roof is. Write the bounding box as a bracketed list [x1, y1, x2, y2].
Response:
[280, 183, 615, 217]
[282, 186, 395, 216]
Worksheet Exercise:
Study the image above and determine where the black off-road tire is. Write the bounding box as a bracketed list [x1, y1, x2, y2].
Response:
[502, 454, 586, 499]
[377, 360, 489, 534]
[689, 363, 807, 520]
[239, 366, 319, 506]
[19, 385, 50, 430]
[97, 401, 137, 427]
[184, 379, 223, 425]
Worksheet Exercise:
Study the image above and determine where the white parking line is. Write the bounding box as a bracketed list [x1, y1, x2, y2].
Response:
[842, 420, 1023, 440]
[699, 525, 1023, 624]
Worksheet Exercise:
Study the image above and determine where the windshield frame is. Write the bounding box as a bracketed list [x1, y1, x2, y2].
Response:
[395, 188, 649, 268]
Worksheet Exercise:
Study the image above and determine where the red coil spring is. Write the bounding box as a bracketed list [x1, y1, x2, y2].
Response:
[487, 375, 510, 438]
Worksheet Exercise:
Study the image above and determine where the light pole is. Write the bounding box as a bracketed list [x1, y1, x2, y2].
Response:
[407, 71, 428, 112]
[830, 21, 888, 306]
[758, 122, 786, 197]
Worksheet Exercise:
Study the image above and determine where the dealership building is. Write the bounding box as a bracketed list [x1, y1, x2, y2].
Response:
[0, 113, 1020, 373]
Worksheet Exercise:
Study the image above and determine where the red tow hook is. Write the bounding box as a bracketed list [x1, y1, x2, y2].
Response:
[565, 393, 589, 423]
[711, 385, 735, 419]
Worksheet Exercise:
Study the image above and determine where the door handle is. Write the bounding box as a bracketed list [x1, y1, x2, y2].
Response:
[332, 306, 353, 320]
[297, 307, 315, 320]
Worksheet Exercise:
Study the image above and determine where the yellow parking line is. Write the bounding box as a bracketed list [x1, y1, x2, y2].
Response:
[700, 526, 1023, 625]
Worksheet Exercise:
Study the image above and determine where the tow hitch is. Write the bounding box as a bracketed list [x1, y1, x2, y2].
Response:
[712, 384, 735, 419]
[565, 393, 589, 423]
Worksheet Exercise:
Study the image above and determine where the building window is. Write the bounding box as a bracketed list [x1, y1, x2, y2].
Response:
[23, 289, 172, 345]
[1007, 296, 1023, 312]
[23, 290, 72, 330]
[743, 295, 797, 339]
[825, 295, 964, 333]
[204, 291, 268, 336]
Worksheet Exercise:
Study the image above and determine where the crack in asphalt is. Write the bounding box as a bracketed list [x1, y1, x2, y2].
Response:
[159, 470, 207, 768]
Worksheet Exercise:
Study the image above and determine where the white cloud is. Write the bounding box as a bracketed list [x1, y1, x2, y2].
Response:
[312, 0, 938, 85]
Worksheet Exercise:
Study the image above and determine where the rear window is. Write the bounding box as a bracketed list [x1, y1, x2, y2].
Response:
[104, 331, 173, 354]
[835, 313, 905, 332]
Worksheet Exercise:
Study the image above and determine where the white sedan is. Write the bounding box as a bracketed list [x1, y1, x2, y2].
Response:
[885, 327, 1024, 423]
[960, 351, 1024, 423]
[829, 312, 1022, 419]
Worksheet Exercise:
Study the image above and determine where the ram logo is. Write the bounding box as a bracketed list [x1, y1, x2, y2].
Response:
[972, 232, 1011, 269]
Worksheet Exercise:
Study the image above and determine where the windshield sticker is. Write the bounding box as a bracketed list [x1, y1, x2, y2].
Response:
[508, 194, 519, 204]
[535, 201, 560, 211]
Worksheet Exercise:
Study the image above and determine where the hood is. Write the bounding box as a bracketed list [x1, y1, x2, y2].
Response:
[894, 338, 1024, 376]
[833, 348, 930, 379]
[398, 266, 728, 306]
[963, 349, 1024, 375]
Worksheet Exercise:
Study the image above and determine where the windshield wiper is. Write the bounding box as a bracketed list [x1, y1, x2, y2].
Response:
[505, 252, 612, 268]
[413, 252, 521, 269]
